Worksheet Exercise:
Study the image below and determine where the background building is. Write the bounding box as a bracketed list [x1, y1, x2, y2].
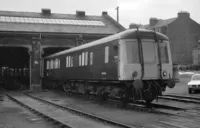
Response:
[0, 9, 125, 90]
[138, 11, 200, 65]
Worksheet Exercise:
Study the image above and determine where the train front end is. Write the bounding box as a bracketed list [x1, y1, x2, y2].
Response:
[119, 29, 176, 103]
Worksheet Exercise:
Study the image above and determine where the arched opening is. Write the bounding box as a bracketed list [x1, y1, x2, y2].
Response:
[0, 47, 30, 90]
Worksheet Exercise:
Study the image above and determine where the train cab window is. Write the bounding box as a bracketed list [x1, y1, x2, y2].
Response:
[90, 52, 93, 65]
[82, 52, 85, 66]
[126, 41, 140, 63]
[79, 54, 82, 66]
[159, 42, 169, 63]
[85, 52, 88, 65]
[105, 46, 109, 63]
[142, 42, 156, 63]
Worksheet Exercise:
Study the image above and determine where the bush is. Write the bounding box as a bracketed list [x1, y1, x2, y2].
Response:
[179, 64, 200, 71]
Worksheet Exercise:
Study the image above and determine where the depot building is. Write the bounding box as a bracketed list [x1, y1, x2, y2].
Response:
[0, 9, 125, 90]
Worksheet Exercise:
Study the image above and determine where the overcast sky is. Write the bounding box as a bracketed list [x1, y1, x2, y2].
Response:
[0, 0, 199, 28]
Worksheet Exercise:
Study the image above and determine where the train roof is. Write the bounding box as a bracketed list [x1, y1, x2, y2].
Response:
[45, 29, 169, 59]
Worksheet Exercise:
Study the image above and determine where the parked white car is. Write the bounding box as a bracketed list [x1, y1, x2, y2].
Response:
[188, 74, 200, 94]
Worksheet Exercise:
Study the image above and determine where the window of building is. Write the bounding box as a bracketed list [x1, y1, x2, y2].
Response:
[90, 52, 93, 65]
[79, 54, 81, 66]
[85, 52, 88, 65]
[105, 46, 109, 63]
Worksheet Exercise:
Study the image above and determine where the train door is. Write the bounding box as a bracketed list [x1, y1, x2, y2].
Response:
[105, 41, 119, 80]
[142, 39, 159, 79]
[119, 39, 142, 80]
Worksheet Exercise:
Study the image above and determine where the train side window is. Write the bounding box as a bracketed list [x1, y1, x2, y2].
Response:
[69, 56, 71, 67]
[71, 57, 73, 67]
[47, 61, 49, 69]
[82, 52, 85, 66]
[51, 60, 54, 69]
[55, 59, 58, 69]
[53, 60, 54, 69]
[50, 60, 51, 69]
[58, 59, 60, 68]
[105, 46, 109, 63]
[85, 52, 88, 65]
[66, 56, 69, 68]
[79, 54, 81, 66]
[66, 56, 68, 68]
[90, 52, 93, 65]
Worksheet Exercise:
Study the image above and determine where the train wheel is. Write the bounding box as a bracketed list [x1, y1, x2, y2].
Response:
[119, 90, 129, 108]
[62, 83, 70, 92]
[145, 99, 153, 108]
[188, 89, 192, 94]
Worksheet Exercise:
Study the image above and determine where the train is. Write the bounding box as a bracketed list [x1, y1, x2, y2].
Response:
[43, 28, 177, 104]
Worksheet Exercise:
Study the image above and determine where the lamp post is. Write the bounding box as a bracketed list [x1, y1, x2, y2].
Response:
[115, 6, 119, 23]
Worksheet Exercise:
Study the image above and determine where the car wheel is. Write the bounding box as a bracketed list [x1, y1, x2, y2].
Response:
[188, 89, 192, 94]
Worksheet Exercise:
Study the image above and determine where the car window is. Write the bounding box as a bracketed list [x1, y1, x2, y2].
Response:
[192, 75, 200, 80]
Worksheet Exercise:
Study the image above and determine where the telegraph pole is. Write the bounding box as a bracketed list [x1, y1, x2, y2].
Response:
[116, 6, 119, 23]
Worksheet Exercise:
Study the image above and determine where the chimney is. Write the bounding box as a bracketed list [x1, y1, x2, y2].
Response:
[76, 10, 85, 16]
[41, 8, 51, 15]
[129, 23, 140, 29]
[149, 18, 158, 26]
[178, 11, 190, 19]
[102, 11, 108, 15]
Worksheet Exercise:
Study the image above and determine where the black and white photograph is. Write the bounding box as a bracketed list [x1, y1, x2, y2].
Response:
[0, 0, 200, 127]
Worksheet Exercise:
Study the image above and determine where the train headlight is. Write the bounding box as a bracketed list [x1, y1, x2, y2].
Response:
[163, 71, 167, 76]
[132, 71, 137, 78]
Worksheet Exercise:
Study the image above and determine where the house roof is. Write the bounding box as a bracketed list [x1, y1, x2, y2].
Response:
[0, 10, 125, 35]
[142, 18, 177, 29]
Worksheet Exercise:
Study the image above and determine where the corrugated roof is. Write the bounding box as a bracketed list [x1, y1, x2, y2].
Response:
[0, 10, 125, 34]
[142, 18, 177, 29]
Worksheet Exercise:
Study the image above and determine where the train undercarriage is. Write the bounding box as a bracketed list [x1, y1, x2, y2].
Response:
[43, 78, 175, 105]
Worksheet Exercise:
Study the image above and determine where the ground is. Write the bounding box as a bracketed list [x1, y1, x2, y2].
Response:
[0, 96, 57, 128]
[165, 71, 200, 97]
[0, 71, 199, 128]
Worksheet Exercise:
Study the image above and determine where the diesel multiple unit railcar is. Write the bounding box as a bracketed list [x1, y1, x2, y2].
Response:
[43, 28, 176, 103]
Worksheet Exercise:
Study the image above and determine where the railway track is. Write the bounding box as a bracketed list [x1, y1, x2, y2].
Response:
[159, 94, 200, 104]
[24, 91, 200, 128]
[61, 91, 185, 115]
[6, 92, 136, 128]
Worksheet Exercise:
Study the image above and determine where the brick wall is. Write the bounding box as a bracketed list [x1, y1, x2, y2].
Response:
[166, 15, 200, 65]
